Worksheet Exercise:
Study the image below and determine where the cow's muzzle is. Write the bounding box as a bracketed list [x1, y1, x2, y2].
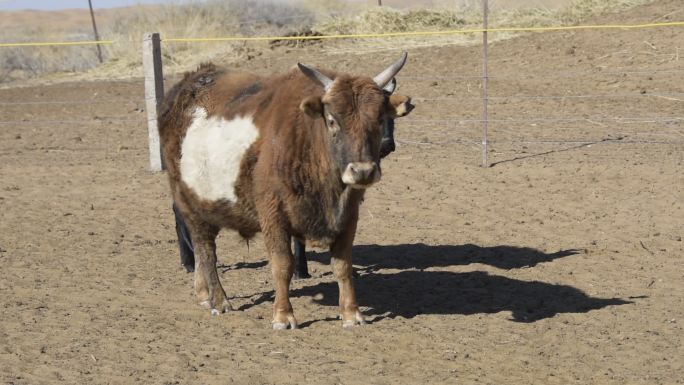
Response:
[341, 162, 381, 188]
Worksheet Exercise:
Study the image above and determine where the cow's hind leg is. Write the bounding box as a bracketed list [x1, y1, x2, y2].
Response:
[292, 238, 311, 279]
[189, 223, 232, 315]
[173, 203, 195, 273]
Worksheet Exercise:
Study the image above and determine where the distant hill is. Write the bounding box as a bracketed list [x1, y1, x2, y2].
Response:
[0, 0, 577, 36]
[0, 5, 160, 36]
[0, 0, 640, 84]
[345, 0, 575, 10]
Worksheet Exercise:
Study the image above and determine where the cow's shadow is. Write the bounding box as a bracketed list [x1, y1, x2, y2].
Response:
[218, 260, 268, 273]
[229, 243, 631, 325]
[306, 243, 582, 271]
[292, 269, 629, 325]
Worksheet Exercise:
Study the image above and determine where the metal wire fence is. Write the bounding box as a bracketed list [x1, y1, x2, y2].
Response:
[1, 4, 683, 170]
[1, 70, 682, 160]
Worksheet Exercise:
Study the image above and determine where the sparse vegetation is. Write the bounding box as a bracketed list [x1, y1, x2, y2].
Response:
[316, 8, 467, 35]
[0, 33, 102, 82]
[0, 0, 317, 82]
[0, 0, 655, 83]
[96, 0, 316, 79]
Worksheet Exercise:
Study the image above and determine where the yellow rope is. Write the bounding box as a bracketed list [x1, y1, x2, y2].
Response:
[163, 21, 684, 42]
[1, 21, 682, 47]
[0, 40, 115, 48]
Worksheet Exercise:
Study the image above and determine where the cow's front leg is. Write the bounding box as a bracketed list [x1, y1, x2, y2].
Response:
[190, 224, 232, 315]
[330, 212, 365, 328]
[265, 229, 298, 329]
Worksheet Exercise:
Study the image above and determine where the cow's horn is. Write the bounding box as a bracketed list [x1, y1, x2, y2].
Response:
[373, 52, 408, 89]
[383, 78, 397, 94]
[298, 63, 334, 91]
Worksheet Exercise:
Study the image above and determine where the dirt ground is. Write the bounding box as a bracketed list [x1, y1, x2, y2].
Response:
[1, 1, 682, 384]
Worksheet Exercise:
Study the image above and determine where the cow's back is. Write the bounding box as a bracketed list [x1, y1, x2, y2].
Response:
[159, 64, 267, 237]
[159, 63, 263, 168]
[159, 63, 344, 240]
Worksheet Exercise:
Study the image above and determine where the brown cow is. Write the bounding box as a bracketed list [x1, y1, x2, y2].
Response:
[159, 53, 409, 329]
[170, 80, 414, 278]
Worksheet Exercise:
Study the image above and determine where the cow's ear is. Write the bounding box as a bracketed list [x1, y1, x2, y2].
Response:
[300, 96, 323, 117]
[386, 94, 414, 118]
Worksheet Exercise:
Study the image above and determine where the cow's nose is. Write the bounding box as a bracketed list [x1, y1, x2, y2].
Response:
[342, 162, 380, 188]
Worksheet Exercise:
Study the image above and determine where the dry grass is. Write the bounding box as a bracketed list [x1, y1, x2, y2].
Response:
[0, 30, 101, 82]
[317, 8, 467, 35]
[0, 0, 317, 82]
[312, 0, 654, 54]
[0, 0, 656, 83]
[80, 0, 319, 80]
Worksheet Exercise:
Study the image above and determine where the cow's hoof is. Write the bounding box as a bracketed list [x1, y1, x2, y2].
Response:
[341, 311, 366, 328]
[200, 300, 232, 315]
[272, 322, 298, 330]
[293, 271, 311, 280]
[272, 322, 288, 330]
[272, 316, 298, 330]
[183, 264, 195, 273]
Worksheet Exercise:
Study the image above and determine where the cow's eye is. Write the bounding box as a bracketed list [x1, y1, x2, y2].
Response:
[326, 114, 339, 133]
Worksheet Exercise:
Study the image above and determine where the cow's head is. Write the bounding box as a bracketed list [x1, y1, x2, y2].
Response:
[379, 78, 414, 158]
[298, 53, 408, 189]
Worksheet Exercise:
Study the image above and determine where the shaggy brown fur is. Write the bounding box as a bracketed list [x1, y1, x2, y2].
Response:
[158, 57, 409, 329]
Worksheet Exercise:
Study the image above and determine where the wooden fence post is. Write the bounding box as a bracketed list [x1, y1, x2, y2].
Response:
[88, 0, 103, 63]
[142, 32, 165, 172]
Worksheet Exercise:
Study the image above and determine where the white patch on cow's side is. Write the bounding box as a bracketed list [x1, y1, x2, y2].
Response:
[180, 107, 259, 202]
